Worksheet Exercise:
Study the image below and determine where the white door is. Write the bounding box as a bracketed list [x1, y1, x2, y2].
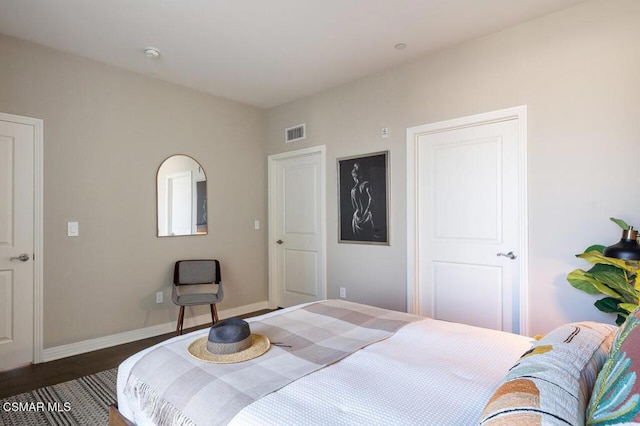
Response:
[269, 146, 326, 308]
[407, 107, 527, 334]
[0, 116, 37, 370]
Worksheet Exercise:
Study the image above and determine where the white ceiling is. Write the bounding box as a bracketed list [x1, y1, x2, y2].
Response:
[0, 0, 586, 108]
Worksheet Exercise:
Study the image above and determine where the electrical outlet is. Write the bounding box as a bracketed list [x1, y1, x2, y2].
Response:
[340, 287, 346, 298]
[156, 291, 163, 304]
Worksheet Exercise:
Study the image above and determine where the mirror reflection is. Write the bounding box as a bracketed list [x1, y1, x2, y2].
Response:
[157, 155, 207, 237]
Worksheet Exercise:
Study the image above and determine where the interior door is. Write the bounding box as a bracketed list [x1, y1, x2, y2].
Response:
[409, 111, 526, 334]
[0, 117, 35, 370]
[167, 171, 192, 236]
[269, 147, 326, 308]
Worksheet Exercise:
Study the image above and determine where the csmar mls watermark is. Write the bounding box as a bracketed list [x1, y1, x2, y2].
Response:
[3, 401, 72, 412]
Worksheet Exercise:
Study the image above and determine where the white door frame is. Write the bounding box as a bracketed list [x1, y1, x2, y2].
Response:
[406, 106, 529, 335]
[0, 112, 44, 363]
[267, 145, 327, 309]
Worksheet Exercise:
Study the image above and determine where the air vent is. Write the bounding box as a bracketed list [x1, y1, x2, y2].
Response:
[285, 123, 306, 143]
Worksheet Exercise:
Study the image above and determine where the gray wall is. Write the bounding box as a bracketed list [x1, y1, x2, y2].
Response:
[0, 35, 268, 348]
[266, 0, 640, 336]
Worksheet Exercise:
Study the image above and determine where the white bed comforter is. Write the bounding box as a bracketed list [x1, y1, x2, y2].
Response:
[117, 306, 533, 425]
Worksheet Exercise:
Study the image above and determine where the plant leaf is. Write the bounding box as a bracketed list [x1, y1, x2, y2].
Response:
[595, 297, 626, 314]
[567, 269, 622, 298]
[589, 264, 638, 301]
[583, 244, 605, 254]
[610, 217, 630, 230]
[578, 251, 637, 273]
[619, 303, 639, 314]
[567, 269, 601, 295]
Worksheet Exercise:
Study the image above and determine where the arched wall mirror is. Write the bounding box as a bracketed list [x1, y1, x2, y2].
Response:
[157, 155, 207, 237]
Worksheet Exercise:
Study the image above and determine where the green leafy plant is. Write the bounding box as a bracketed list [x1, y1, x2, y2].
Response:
[567, 218, 640, 325]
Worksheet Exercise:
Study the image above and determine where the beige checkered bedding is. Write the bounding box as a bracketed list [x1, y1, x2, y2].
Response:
[122, 300, 421, 425]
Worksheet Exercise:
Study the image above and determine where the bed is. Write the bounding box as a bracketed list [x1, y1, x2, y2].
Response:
[113, 299, 632, 425]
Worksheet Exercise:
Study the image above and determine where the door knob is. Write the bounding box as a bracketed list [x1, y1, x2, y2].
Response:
[10, 253, 30, 262]
[496, 251, 517, 260]
[276, 239, 284, 245]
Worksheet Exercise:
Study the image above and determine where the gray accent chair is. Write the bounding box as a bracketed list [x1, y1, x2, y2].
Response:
[172, 259, 223, 335]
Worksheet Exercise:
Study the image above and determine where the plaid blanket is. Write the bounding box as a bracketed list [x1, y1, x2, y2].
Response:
[122, 300, 421, 425]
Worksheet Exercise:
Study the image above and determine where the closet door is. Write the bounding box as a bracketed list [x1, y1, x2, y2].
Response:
[0, 117, 36, 369]
[408, 107, 527, 334]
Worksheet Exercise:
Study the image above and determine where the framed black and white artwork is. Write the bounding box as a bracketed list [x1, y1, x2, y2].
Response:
[337, 151, 389, 245]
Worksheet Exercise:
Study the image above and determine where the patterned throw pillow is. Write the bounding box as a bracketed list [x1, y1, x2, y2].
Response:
[587, 307, 640, 424]
[480, 322, 617, 425]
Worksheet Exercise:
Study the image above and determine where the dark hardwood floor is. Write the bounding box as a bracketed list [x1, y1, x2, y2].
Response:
[0, 309, 273, 399]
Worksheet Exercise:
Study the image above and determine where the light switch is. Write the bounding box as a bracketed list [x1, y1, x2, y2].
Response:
[67, 221, 79, 237]
[254, 220, 260, 230]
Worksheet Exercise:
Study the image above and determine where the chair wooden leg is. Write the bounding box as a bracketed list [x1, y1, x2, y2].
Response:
[211, 304, 219, 324]
[176, 306, 185, 335]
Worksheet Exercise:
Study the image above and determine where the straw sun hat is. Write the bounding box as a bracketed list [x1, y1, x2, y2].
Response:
[188, 318, 270, 363]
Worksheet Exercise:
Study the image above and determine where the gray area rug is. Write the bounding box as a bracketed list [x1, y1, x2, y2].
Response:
[0, 368, 116, 426]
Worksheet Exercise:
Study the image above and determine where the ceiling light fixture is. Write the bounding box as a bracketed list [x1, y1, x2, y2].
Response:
[144, 47, 161, 58]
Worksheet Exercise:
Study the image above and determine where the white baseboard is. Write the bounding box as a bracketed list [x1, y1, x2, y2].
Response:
[41, 301, 270, 363]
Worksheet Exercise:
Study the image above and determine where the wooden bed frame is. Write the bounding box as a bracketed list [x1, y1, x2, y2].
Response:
[109, 404, 134, 426]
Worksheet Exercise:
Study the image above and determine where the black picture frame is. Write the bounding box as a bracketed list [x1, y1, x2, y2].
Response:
[337, 151, 389, 245]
